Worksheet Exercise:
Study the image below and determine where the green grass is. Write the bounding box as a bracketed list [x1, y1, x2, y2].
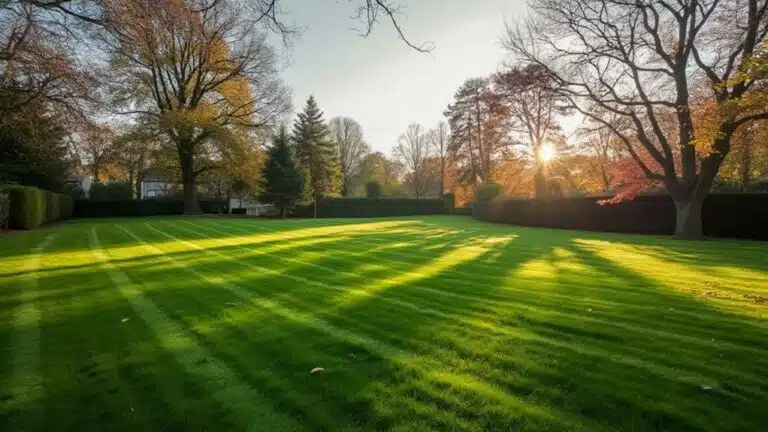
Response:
[1, 216, 767, 431]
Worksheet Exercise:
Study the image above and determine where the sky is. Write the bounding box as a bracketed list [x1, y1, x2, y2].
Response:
[273, 0, 528, 154]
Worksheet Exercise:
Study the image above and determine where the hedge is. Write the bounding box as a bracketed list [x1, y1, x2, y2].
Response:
[74, 199, 228, 217]
[292, 197, 447, 218]
[1, 185, 73, 230]
[0, 188, 9, 230]
[473, 193, 768, 240]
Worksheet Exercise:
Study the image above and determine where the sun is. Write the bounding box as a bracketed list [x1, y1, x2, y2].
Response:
[540, 143, 556, 162]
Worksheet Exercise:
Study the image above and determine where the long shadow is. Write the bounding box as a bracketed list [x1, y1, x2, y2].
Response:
[3, 216, 767, 431]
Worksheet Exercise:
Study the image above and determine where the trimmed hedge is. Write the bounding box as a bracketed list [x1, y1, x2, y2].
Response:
[74, 199, 228, 217]
[293, 198, 447, 218]
[2, 185, 73, 230]
[473, 193, 768, 240]
[0, 188, 9, 230]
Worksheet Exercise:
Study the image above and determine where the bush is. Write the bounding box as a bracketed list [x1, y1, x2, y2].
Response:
[0, 187, 9, 230]
[6, 185, 45, 229]
[365, 181, 382, 198]
[441, 193, 455, 211]
[74, 199, 228, 217]
[473, 193, 768, 240]
[89, 182, 133, 201]
[231, 208, 247, 215]
[1, 185, 73, 229]
[302, 197, 446, 218]
[474, 182, 504, 205]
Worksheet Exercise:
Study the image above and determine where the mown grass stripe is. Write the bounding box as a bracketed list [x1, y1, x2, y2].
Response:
[89, 227, 301, 432]
[140, 222, 581, 428]
[5, 234, 56, 428]
[180, 220, 767, 362]
[171, 221, 766, 398]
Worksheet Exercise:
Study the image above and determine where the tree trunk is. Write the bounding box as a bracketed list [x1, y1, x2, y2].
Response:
[673, 196, 705, 239]
[281, 207, 286, 219]
[313, 196, 317, 218]
[179, 146, 201, 215]
[533, 157, 548, 199]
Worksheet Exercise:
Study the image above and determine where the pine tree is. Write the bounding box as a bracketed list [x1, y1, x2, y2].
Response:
[261, 125, 304, 218]
[292, 96, 341, 214]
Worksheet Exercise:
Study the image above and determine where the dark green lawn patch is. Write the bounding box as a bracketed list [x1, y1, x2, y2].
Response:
[1, 216, 766, 431]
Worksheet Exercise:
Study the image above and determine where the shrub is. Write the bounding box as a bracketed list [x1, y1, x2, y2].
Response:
[365, 181, 382, 198]
[441, 193, 455, 211]
[474, 182, 504, 205]
[231, 208, 247, 215]
[90, 182, 133, 201]
[74, 199, 228, 217]
[6, 185, 45, 229]
[473, 193, 768, 240]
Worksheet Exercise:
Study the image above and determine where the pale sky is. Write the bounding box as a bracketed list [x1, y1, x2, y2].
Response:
[274, 0, 528, 154]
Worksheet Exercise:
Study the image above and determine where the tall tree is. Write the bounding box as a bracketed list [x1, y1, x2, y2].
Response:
[506, 0, 768, 238]
[428, 120, 450, 195]
[329, 116, 370, 196]
[292, 96, 341, 211]
[102, 0, 290, 214]
[445, 78, 511, 187]
[261, 125, 303, 216]
[0, 96, 70, 191]
[491, 64, 570, 198]
[394, 123, 431, 198]
[79, 124, 116, 183]
[112, 121, 162, 198]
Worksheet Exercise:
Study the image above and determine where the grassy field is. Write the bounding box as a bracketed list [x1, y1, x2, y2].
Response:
[0, 216, 766, 431]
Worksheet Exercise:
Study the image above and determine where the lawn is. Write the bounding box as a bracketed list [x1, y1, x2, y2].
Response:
[0, 216, 766, 431]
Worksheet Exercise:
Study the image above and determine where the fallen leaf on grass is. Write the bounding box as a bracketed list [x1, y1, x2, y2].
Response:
[310, 367, 324, 374]
[121, 318, 129, 323]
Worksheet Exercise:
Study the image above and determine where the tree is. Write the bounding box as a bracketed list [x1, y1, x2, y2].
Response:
[445, 78, 511, 187]
[576, 112, 628, 193]
[329, 116, 370, 196]
[0, 95, 70, 191]
[491, 64, 570, 198]
[394, 123, 431, 198]
[428, 121, 450, 195]
[292, 96, 341, 213]
[79, 124, 117, 183]
[112, 122, 161, 198]
[261, 125, 303, 217]
[349, 151, 403, 195]
[506, 0, 768, 238]
[102, 0, 290, 214]
[365, 181, 382, 198]
[717, 120, 768, 190]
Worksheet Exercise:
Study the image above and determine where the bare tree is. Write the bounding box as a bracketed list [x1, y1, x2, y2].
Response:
[428, 120, 449, 194]
[329, 116, 370, 196]
[491, 64, 570, 198]
[506, 0, 768, 238]
[394, 123, 431, 198]
[79, 123, 116, 183]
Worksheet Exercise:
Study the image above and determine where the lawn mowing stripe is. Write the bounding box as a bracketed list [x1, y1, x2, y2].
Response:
[221, 219, 766, 295]
[4, 233, 56, 429]
[150, 222, 767, 408]
[214, 220, 759, 314]
[220, 218, 768, 335]
[175, 221, 768, 396]
[140, 223, 585, 429]
[183, 220, 768, 360]
[88, 227, 301, 432]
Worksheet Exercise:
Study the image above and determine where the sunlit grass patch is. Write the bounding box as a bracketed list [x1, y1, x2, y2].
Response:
[0, 215, 766, 431]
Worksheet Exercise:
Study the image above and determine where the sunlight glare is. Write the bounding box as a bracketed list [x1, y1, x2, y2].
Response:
[540, 143, 556, 162]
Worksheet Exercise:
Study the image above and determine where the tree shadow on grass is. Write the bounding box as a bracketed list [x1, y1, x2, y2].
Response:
[313, 220, 768, 431]
[3, 217, 767, 431]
